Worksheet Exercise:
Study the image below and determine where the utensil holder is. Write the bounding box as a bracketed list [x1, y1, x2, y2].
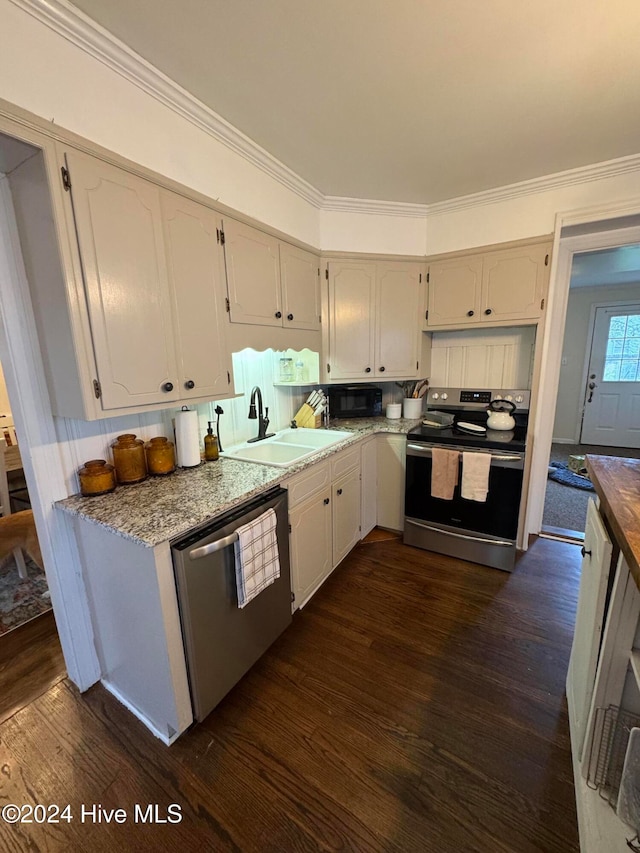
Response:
[403, 398, 423, 419]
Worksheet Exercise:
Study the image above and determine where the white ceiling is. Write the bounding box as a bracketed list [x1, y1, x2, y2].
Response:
[69, 0, 640, 205]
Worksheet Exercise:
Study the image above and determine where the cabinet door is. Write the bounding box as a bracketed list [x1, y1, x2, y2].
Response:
[427, 255, 483, 327]
[65, 150, 179, 409]
[223, 218, 281, 326]
[481, 244, 549, 322]
[280, 243, 320, 331]
[332, 467, 361, 566]
[375, 262, 422, 378]
[161, 192, 232, 401]
[567, 498, 612, 760]
[360, 437, 377, 538]
[376, 434, 406, 531]
[289, 489, 333, 608]
[328, 262, 376, 380]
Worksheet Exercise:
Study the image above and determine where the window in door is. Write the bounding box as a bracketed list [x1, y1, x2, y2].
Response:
[603, 313, 640, 382]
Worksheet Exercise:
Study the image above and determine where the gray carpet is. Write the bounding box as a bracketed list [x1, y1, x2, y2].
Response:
[542, 442, 640, 535]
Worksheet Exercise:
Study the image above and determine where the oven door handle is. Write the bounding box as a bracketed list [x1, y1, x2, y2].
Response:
[405, 518, 514, 548]
[407, 443, 523, 464]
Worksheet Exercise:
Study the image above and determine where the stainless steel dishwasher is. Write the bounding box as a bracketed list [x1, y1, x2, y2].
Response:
[171, 486, 291, 722]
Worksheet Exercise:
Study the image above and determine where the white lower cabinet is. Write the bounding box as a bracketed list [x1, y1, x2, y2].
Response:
[376, 433, 406, 531]
[286, 445, 361, 609]
[360, 436, 377, 538]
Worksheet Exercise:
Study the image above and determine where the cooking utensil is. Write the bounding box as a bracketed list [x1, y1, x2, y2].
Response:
[486, 399, 516, 431]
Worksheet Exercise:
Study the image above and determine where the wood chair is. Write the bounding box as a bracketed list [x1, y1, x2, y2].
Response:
[0, 438, 28, 579]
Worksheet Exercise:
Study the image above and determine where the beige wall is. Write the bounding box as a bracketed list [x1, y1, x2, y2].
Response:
[553, 282, 640, 441]
[0, 361, 10, 413]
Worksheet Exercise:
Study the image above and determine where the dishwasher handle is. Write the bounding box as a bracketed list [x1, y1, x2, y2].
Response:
[189, 531, 239, 560]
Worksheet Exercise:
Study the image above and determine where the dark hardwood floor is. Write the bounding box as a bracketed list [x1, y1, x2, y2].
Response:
[0, 536, 581, 852]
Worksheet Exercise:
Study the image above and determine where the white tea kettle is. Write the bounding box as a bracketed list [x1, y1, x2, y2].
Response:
[486, 398, 516, 431]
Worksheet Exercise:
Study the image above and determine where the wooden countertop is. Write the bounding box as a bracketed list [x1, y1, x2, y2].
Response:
[586, 455, 640, 587]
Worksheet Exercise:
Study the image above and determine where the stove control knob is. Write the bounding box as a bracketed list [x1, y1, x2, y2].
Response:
[494, 394, 502, 400]
[505, 395, 513, 402]
[515, 395, 523, 403]
[432, 393, 439, 400]
[441, 393, 448, 400]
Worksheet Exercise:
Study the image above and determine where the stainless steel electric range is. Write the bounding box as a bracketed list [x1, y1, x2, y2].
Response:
[403, 387, 531, 572]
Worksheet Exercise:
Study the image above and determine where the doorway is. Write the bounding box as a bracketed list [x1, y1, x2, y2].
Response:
[541, 243, 640, 538]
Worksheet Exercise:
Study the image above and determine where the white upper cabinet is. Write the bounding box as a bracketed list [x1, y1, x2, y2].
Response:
[481, 243, 549, 323]
[223, 218, 320, 330]
[426, 240, 551, 329]
[223, 218, 281, 326]
[328, 260, 422, 381]
[427, 255, 483, 327]
[375, 262, 422, 378]
[65, 149, 179, 410]
[161, 191, 232, 401]
[279, 243, 321, 330]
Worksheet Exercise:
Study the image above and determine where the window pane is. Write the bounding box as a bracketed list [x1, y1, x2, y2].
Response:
[620, 360, 639, 381]
[627, 315, 640, 337]
[604, 359, 621, 381]
[607, 339, 624, 357]
[609, 316, 627, 338]
[624, 338, 640, 358]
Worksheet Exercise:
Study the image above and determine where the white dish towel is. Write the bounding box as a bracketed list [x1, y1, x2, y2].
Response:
[461, 451, 492, 502]
[233, 508, 281, 609]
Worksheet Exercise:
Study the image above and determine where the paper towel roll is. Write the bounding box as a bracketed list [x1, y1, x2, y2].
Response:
[175, 408, 201, 467]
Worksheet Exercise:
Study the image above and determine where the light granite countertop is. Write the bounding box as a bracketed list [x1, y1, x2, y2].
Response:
[56, 418, 418, 547]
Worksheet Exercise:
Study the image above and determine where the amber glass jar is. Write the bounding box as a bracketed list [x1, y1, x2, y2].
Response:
[78, 459, 116, 496]
[145, 436, 176, 476]
[111, 433, 147, 484]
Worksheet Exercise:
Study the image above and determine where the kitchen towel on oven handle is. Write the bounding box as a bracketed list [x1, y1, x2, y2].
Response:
[431, 447, 460, 500]
[233, 508, 281, 608]
[461, 451, 491, 502]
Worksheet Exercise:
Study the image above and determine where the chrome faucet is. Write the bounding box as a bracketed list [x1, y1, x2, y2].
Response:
[247, 386, 275, 443]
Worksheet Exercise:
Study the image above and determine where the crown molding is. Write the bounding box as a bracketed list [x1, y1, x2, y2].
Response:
[322, 195, 429, 218]
[9, 0, 325, 208]
[9, 0, 640, 221]
[426, 153, 640, 217]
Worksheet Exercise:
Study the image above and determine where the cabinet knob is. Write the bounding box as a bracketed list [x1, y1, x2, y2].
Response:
[484, 308, 492, 316]
[365, 367, 371, 373]
[323, 497, 330, 505]
[581, 546, 592, 559]
[379, 366, 385, 372]
[287, 313, 294, 321]
[185, 380, 195, 390]
[467, 310, 475, 317]
[337, 488, 343, 496]
[162, 382, 174, 393]
[275, 311, 282, 319]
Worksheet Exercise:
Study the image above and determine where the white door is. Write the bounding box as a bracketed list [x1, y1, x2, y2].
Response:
[223, 218, 281, 326]
[566, 499, 612, 760]
[289, 489, 332, 608]
[279, 243, 320, 331]
[161, 192, 232, 400]
[374, 263, 422, 378]
[581, 304, 640, 446]
[328, 261, 375, 380]
[65, 150, 179, 409]
[332, 467, 361, 566]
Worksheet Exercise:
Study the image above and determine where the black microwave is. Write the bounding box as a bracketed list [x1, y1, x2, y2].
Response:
[327, 385, 383, 419]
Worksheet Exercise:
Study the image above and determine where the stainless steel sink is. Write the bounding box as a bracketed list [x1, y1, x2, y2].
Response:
[221, 428, 353, 467]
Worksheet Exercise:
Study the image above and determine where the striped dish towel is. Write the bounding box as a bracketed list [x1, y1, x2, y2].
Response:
[233, 508, 281, 609]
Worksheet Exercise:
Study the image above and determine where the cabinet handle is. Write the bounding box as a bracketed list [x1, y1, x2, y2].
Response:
[484, 308, 492, 316]
[162, 382, 174, 393]
[275, 311, 282, 318]
[467, 310, 475, 317]
[185, 380, 195, 390]
[337, 488, 343, 495]
[379, 366, 385, 372]
[581, 546, 592, 558]
[323, 497, 330, 505]
[365, 367, 371, 373]
[287, 313, 294, 321]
